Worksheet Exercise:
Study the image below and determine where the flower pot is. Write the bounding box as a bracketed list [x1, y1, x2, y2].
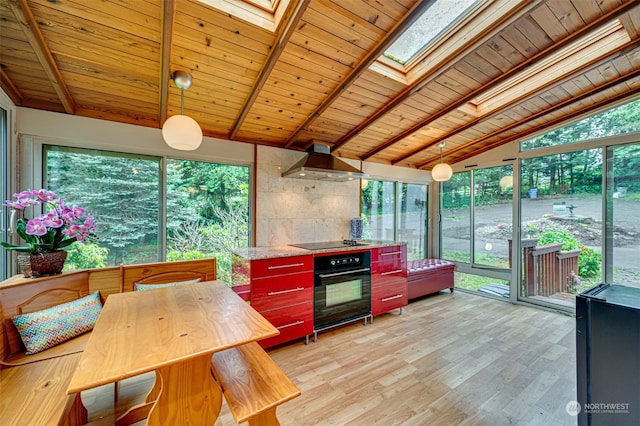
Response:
[19, 251, 68, 278]
[17, 253, 32, 278]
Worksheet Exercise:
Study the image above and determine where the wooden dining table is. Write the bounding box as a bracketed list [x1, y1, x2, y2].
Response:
[67, 280, 279, 425]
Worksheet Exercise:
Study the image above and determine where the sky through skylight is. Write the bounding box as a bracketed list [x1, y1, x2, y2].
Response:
[385, 0, 478, 65]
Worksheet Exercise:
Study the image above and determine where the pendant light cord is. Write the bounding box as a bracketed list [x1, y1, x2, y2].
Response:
[180, 88, 185, 115]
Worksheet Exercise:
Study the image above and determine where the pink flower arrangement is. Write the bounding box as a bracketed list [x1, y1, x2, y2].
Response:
[2, 189, 96, 254]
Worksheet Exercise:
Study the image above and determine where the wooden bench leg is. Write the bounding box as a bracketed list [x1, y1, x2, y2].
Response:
[247, 407, 280, 426]
[62, 393, 88, 426]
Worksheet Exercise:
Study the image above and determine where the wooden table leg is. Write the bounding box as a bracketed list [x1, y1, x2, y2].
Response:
[147, 353, 222, 426]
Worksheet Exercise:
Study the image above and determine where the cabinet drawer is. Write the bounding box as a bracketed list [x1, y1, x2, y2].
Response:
[371, 265, 407, 286]
[251, 255, 313, 278]
[251, 274, 313, 311]
[258, 302, 314, 348]
[372, 281, 408, 316]
[371, 245, 406, 263]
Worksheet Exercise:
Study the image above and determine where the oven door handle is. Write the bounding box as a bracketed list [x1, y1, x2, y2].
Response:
[319, 267, 370, 278]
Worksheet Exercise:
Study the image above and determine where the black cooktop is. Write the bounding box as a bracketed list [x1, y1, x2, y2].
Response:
[290, 240, 369, 250]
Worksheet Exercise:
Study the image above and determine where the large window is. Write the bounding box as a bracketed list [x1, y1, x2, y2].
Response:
[441, 172, 471, 263]
[606, 143, 640, 288]
[166, 159, 250, 283]
[441, 166, 513, 298]
[520, 150, 603, 307]
[399, 183, 428, 260]
[44, 146, 250, 283]
[362, 180, 428, 260]
[45, 146, 161, 266]
[522, 99, 640, 151]
[362, 180, 396, 241]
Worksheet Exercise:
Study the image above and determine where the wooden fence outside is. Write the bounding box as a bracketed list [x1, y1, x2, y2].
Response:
[509, 239, 581, 297]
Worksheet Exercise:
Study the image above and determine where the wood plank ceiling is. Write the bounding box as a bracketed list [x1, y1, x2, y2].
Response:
[1, 0, 639, 171]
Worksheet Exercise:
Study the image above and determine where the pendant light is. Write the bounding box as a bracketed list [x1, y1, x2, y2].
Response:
[162, 71, 203, 151]
[431, 141, 453, 182]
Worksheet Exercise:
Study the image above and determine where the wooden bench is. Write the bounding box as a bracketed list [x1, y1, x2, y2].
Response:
[211, 341, 301, 426]
[407, 259, 455, 300]
[0, 258, 217, 426]
[0, 271, 92, 426]
[121, 257, 217, 292]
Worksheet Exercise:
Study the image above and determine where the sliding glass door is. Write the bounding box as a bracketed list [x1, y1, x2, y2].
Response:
[606, 143, 640, 287]
[441, 166, 512, 298]
[519, 149, 602, 308]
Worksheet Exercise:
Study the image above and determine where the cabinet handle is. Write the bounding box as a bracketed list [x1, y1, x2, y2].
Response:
[381, 294, 403, 302]
[277, 320, 304, 329]
[380, 269, 403, 276]
[267, 262, 305, 270]
[268, 287, 305, 296]
[380, 251, 402, 256]
[319, 267, 370, 278]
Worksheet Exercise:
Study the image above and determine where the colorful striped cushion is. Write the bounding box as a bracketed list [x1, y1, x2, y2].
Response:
[12, 292, 102, 355]
[134, 278, 201, 291]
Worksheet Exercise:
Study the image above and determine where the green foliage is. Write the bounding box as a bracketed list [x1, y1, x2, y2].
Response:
[167, 250, 208, 261]
[382, 52, 406, 65]
[537, 229, 580, 250]
[45, 148, 251, 272]
[520, 100, 640, 195]
[535, 229, 601, 279]
[46, 147, 160, 265]
[64, 242, 108, 270]
[578, 246, 602, 279]
[523, 99, 640, 151]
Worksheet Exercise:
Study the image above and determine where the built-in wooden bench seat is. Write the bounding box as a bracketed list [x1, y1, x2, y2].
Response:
[407, 258, 455, 300]
[0, 271, 93, 426]
[0, 352, 86, 426]
[211, 341, 301, 426]
[0, 258, 217, 426]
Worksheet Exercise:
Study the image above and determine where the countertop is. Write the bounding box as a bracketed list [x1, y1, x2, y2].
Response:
[232, 241, 406, 260]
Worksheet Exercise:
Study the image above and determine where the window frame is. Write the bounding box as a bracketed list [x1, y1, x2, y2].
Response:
[20, 135, 255, 268]
[362, 178, 429, 260]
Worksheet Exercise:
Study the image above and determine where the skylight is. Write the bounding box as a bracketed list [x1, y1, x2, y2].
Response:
[384, 0, 477, 65]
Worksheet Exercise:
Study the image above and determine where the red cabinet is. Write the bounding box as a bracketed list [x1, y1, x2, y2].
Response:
[371, 245, 408, 316]
[232, 254, 313, 348]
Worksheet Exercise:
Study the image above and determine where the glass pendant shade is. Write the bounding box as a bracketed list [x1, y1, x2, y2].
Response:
[162, 71, 202, 151]
[162, 114, 203, 150]
[432, 162, 453, 181]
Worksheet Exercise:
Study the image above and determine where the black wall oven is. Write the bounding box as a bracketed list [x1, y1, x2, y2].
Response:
[313, 251, 371, 338]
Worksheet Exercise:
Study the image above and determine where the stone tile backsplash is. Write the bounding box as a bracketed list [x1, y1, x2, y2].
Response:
[256, 145, 360, 246]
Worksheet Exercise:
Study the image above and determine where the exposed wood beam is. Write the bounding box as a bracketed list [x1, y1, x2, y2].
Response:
[282, 0, 438, 149]
[159, 0, 175, 126]
[398, 39, 640, 166]
[330, 0, 544, 153]
[384, 0, 640, 164]
[8, 0, 75, 114]
[0, 66, 23, 105]
[416, 67, 640, 168]
[230, 0, 311, 139]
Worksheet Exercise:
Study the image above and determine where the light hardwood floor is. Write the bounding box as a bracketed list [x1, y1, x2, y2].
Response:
[82, 291, 578, 425]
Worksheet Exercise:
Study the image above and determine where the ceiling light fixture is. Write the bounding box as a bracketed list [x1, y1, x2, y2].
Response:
[431, 141, 453, 182]
[162, 71, 203, 151]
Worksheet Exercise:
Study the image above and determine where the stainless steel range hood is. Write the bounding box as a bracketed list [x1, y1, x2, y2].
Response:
[281, 143, 367, 181]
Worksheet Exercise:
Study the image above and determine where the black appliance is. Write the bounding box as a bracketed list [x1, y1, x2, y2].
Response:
[313, 250, 371, 339]
[290, 240, 369, 250]
[576, 283, 640, 426]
